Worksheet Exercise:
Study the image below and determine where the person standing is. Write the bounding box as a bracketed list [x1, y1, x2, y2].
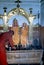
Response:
[21, 23, 29, 47]
[11, 18, 19, 45]
[0, 30, 15, 65]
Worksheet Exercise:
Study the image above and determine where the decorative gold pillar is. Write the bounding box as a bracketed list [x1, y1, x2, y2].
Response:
[3, 12, 8, 31]
[28, 8, 36, 44]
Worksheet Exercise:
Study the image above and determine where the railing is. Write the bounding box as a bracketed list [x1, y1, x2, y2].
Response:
[7, 50, 43, 64]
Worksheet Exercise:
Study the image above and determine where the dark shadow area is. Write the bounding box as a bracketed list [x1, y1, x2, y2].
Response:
[8, 64, 40, 65]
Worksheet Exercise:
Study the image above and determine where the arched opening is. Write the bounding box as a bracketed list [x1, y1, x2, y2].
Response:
[8, 14, 29, 47]
[7, 8, 30, 47]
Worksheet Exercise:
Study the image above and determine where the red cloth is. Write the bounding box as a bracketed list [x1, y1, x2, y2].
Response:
[0, 32, 14, 65]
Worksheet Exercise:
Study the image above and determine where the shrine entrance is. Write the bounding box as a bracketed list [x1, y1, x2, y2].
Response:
[7, 8, 30, 48]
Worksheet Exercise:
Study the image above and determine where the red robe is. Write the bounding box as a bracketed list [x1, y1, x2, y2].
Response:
[0, 32, 14, 65]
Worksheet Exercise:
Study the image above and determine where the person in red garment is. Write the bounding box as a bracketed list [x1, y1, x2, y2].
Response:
[0, 30, 15, 65]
